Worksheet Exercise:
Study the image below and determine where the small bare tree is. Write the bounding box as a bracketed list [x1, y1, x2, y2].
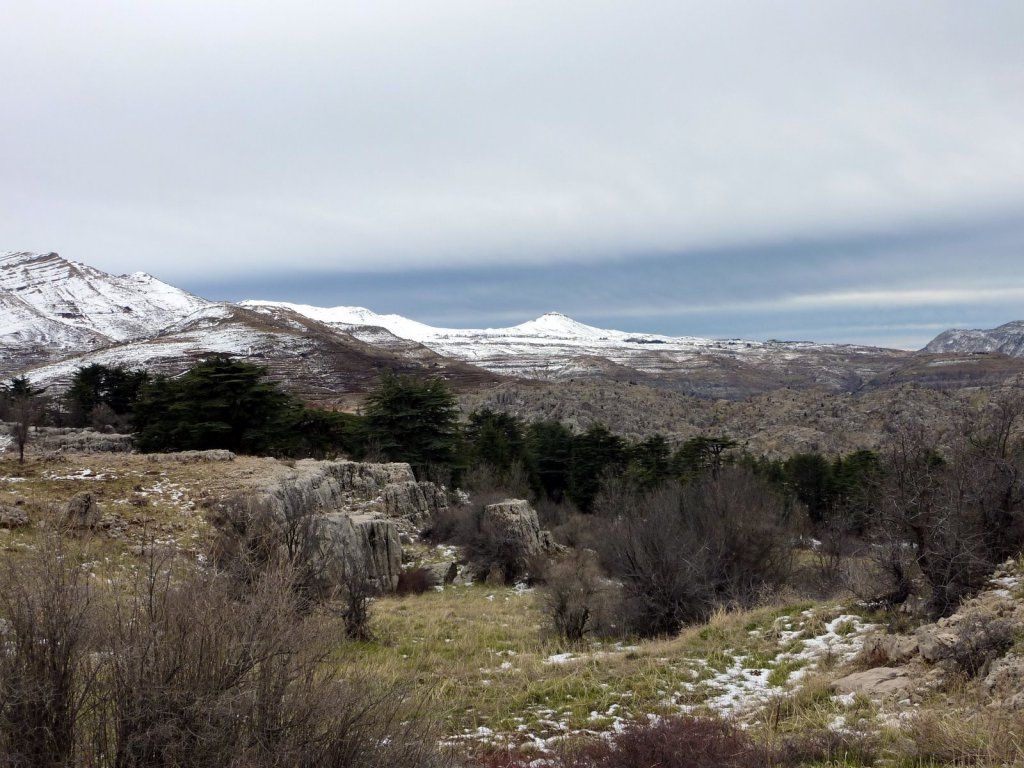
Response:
[2, 377, 45, 464]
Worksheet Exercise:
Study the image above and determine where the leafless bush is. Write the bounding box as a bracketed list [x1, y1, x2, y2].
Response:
[948, 615, 1016, 678]
[873, 389, 1024, 617]
[428, 492, 535, 584]
[0, 540, 449, 768]
[209, 490, 333, 609]
[396, 566, 434, 595]
[593, 467, 796, 636]
[540, 550, 618, 641]
[0, 537, 100, 768]
[337, 557, 375, 640]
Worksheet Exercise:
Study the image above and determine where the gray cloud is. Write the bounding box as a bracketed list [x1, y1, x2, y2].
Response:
[2, 0, 1023, 281]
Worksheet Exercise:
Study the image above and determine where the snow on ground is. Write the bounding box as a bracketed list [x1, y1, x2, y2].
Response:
[449, 607, 877, 754]
[241, 301, 878, 380]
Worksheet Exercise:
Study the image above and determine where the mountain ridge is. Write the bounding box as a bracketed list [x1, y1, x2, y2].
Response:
[5, 251, 1024, 401]
[924, 320, 1024, 357]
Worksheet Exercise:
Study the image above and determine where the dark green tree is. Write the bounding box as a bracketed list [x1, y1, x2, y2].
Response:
[526, 420, 575, 502]
[783, 453, 833, 524]
[627, 434, 673, 490]
[67, 363, 149, 426]
[363, 372, 460, 476]
[132, 356, 295, 454]
[569, 424, 626, 511]
[465, 409, 528, 473]
[671, 436, 738, 478]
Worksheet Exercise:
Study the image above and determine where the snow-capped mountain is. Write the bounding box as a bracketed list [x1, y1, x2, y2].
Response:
[924, 321, 1024, 358]
[5, 251, 1023, 401]
[1, 251, 210, 368]
[241, 300, 938, 396]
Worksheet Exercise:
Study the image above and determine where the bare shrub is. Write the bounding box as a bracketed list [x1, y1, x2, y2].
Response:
[540, 550, 618, 641]
[428, 493, 538, 584]
[874, 390, 1024, 617]
[209, 490, 332, 609]
[947, 615, 1016, 678]
[594, 467, 795, 636]
[337, 556, 375, 640]
[396, 566, 434, 595]
[0, 539, 449, 768]
[0, 537, 100, 768]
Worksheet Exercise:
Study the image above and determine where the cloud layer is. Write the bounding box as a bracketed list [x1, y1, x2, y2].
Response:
[2, 2, 1022, 346]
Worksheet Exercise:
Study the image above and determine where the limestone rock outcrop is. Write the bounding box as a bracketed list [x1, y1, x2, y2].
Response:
[480, 499, 561, 562]
[242, 460, 449, 594]
[0, 504, 29, 529]
[64, 491, 101, 529]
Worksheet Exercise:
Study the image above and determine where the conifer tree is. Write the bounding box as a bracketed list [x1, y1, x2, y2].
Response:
[363, 372, 460, 476]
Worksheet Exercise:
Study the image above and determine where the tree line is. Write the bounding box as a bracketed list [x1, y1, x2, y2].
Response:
[4, 358, 880, 523]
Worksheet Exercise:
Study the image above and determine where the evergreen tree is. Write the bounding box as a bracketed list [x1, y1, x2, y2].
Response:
[363, 372, 460, 476]
[783, 452, 833, 523]
[132, 356, 294, 454]
[671, 436, 738, 478]
[526, 420, 575, 502]
[627, 434, 673, 490]
[569, 424, 626, 511]
[465, 409, 528, 472]
[67, 363, 148, 426]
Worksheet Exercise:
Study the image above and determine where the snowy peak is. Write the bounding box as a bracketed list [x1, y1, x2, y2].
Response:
[1, 251, 211, 359]
[925, 321, 1024, 357]
[511, 312, 613, 339]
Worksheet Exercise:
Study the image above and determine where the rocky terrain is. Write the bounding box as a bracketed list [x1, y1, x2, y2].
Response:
[4, 438, 1024, 764]
[925, 319, 1024, 358]
[461, 379, 996, 456]
[3, 252, 498, 397]
[246, 301, 1024, 399]
[0, 251, 209, 370]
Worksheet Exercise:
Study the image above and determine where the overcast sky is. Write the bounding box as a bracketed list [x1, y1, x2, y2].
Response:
[3, 1, 1023, 348]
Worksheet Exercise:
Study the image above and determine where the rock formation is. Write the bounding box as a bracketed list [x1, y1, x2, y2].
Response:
[243, 460, 449, 594]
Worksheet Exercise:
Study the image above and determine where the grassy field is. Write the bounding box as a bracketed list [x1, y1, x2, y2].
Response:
[6, 449, 1024, 765]
[335, 583, 882, 751]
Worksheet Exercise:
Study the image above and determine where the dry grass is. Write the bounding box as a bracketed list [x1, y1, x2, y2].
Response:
[328, 587, 867, 748]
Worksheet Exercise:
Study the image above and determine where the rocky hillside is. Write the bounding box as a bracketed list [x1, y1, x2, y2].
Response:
[1, 251, 209, 370]
[247, 301, 1024, 399]
[6, 251, 1024, 402]
[20, 302, 500, 399]
[925, 320, 1024, 357]
[460, 379, 1015, 456]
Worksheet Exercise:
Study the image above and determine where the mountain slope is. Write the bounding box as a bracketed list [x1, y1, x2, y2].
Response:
[243, 301, 939, 397]
[925, 321, 1024, 357]
[21, 303, 500, 399]
[1, 251, 210, 369]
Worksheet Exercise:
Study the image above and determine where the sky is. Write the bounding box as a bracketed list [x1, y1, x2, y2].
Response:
[2, 1, 1023, 348]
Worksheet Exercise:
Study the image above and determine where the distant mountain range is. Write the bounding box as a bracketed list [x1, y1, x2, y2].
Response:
[4, 251, 1024, 401]
[924, 321, 1024, 358]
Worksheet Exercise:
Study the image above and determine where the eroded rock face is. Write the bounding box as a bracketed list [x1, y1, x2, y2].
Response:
[316, 512, 402, 593]
[0, 424, 134, 454]
[245, 460, 447, 594]
[0, 505, 29, 529]
[64, 491, 101, 529]
[859, 634, 920, 666]
[382, 481, 448, 528]
[480, 499, 561, 561]
[983, 654, 1024, 709]
[833, 667, 914, 697]
[145, 449, 235, 463]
